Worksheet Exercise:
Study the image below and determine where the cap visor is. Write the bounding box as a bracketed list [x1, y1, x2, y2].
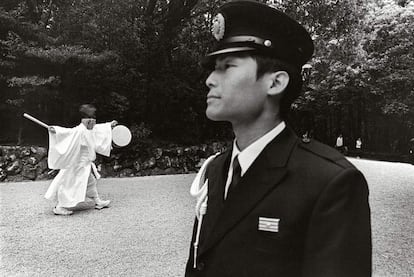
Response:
[207, 47, 256, 56]
[201, 47, 256, 69]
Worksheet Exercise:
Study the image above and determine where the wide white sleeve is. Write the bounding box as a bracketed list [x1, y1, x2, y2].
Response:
[93, 123, 112, 157]
[48, 126, 82, 169]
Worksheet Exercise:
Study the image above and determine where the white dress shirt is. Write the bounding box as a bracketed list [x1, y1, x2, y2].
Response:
[224, 121, 286, 199]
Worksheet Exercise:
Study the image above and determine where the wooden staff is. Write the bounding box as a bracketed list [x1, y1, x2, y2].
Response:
[23, 113, 50, 129]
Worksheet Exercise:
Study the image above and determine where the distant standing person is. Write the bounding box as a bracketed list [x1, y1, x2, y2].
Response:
[336, 134, 344, 153]
[356, 137, 363, 158]
[45, 104, 117, 215]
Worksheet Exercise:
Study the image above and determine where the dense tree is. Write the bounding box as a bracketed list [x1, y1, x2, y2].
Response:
[359, 0, 414, 152]
[292, 0, 414, 154]
[1, 0, 413, 159]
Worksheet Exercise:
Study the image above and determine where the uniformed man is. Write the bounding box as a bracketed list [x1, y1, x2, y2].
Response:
[185, 1, 372, 276]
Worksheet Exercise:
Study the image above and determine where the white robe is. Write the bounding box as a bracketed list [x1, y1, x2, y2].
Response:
[44, 123, 112, 207]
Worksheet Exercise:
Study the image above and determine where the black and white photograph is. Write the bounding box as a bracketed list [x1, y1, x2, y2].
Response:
[1, 0, 413, 276]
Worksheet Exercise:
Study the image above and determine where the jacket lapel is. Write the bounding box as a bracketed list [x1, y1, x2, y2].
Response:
[199, 127, 298, 256]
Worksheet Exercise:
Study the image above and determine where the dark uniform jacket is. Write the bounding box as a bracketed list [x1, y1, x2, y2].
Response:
[185, 127, 372, 277]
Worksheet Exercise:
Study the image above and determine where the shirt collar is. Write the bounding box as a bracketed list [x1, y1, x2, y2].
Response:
[231, 121, 286, 176]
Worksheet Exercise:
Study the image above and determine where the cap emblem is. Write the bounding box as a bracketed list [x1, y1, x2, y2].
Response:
[211, 13, 225, 41]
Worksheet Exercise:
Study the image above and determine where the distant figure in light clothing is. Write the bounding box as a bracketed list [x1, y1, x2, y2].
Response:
[336, 134, 344, 153]
[356, 137, 362, 158]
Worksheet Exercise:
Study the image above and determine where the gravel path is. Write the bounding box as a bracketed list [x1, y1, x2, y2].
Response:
[1, 158, 413, 277]
[350, 158, 414, 277]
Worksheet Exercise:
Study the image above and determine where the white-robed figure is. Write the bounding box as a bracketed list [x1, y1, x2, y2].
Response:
[45, 104, 117, 215]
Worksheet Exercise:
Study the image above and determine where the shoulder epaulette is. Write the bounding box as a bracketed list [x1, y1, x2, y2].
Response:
[298, 139, 353, 169]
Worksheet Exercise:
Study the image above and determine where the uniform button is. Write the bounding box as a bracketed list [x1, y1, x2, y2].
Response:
[196, 262, 205, 271]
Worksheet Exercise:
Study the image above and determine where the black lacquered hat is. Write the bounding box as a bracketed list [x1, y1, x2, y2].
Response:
[204, 0, 314, 68]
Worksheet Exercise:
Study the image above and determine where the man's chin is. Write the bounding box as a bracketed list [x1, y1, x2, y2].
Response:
[206, 110, 224, 121]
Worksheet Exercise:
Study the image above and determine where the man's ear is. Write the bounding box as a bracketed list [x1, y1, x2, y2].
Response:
[267, 71, 289, 96]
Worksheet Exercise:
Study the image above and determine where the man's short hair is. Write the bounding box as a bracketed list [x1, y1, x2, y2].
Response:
[79, 104, 97, 119]
[253, 54, 303, 120]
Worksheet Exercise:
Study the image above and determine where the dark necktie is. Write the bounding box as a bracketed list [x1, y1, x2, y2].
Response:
[228, 155, 241, 195]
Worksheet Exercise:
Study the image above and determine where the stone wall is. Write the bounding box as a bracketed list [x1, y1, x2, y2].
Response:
[0, 142, 230, 182]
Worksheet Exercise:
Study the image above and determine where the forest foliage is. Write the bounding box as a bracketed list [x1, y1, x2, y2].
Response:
[1, 0, 413, 155]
